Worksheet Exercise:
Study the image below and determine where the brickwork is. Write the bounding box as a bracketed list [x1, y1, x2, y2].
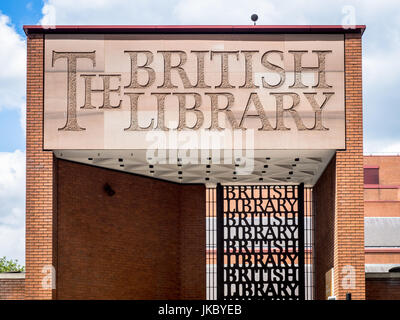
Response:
[26, 33, 55, 299]
[364, 156, 400, 185]
[56, 159, 205, 299]
[0, 277, 25, 300]
[24, 27, 365, 300]
[365, 252, 400, 264]
[334, 33, 365, 300]
[180, 186, 206, 299]
[313, 156, 336, 299]
[363, 155, 400, 273]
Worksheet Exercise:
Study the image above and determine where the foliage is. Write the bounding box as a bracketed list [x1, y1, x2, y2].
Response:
[0, 256, 25, 272]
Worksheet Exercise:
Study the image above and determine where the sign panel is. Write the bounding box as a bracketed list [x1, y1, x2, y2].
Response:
[216, 184, 305, 300]
[325, 268, 335, 299]
[44, 34, 345, 150]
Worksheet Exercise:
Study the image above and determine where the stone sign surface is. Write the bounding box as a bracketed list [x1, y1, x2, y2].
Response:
[44, 33, 345, 150]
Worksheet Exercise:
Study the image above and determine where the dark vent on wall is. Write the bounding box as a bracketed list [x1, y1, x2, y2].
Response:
[364, 167, 379, 184]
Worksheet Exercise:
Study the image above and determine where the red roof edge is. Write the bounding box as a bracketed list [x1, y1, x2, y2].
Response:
[23, 25, 366, 36]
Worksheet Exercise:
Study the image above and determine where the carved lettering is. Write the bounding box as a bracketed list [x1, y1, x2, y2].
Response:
[80, 74, 97, 109]
[152, 93, 171, 131]
[175, 93, 204, 130]
[240, 51, 259, 89]
[206, 93, 239, 131]
[98, 75, 122, 109]
[239, 93, 273, 131]
[211, 51, 239, 88]
[52, 51, 96, 131]
[124, 93, 153, 131]
[303, 92, 334, 130]
[271, 92, 307, 131]
[50, 47, 341, 134]
[289, 50, 332, 89]
[261, 50, 285, 89]
[158, 51, 194, 89]
[81, 74, 123, 109]
[191, 51, 211, 88]
[125, 51, 155, 89]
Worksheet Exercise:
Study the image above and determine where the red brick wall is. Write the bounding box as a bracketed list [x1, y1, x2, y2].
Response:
[366, 278, 400, 300]
[26, 29, 365, 300]
[26, 33, 55, 299]
[0, 278, 25, 300]
[56, 159, 205, 299]
[364, 156, 400, 185]
[313, 156, 336, 300]
[334, 33, 365, 300]
[180, 186, 206, 299]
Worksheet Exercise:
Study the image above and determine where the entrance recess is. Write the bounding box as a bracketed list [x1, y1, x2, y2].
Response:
[216, 184, 305, 300]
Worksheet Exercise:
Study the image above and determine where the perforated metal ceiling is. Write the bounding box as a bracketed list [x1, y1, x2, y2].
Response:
[54, 149, 335, 186]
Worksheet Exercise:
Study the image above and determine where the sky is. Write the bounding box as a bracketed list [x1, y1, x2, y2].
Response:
[0, 0, 400, 265]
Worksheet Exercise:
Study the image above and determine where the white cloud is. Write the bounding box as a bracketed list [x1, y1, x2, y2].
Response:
[38, 0, 399, 28]
[0, 12, 26, 132]
[0, 150, 25, 264]
[0, 225, 25, 266]
[0, 13, 26, 265]
[364, 139, 400, 154]
[39, 0, 180, 25]
[173, 0, 288, 25]
[382, 142, 400, 154]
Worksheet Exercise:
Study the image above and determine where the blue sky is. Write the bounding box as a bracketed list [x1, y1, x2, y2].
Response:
[0, 0, 400, 264]
[1, 0, 42, 36]
[0, 0, 42, 152]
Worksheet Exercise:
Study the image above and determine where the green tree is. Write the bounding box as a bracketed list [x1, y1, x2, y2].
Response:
[0, 256, 25, 272]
